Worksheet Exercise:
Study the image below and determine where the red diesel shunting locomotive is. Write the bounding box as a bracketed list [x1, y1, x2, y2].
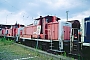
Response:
[0, 15, 81, 57]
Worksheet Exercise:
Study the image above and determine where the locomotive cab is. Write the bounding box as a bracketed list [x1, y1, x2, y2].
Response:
[81, 16, 90, 45]
[35, 15, 60, 39]
[68, 20, 80, 40]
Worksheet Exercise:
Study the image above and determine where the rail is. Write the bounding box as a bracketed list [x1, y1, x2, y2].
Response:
[15, 43, 73, 60]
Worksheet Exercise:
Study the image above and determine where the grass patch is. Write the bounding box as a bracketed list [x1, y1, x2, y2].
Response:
[0, 38, 14, 46]
[0, 37, 61, 60]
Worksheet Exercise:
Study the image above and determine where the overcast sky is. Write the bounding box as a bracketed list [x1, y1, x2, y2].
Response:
[0, 0, 90, 25]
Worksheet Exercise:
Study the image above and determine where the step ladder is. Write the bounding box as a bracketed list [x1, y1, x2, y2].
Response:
[72, 41, 79, 54]
[50, 40, 54, 50]
[45, 29, 54, 50]
[70, 28, 80, 55]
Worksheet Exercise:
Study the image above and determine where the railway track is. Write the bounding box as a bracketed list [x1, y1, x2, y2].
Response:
[15, 43, 73, 60]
